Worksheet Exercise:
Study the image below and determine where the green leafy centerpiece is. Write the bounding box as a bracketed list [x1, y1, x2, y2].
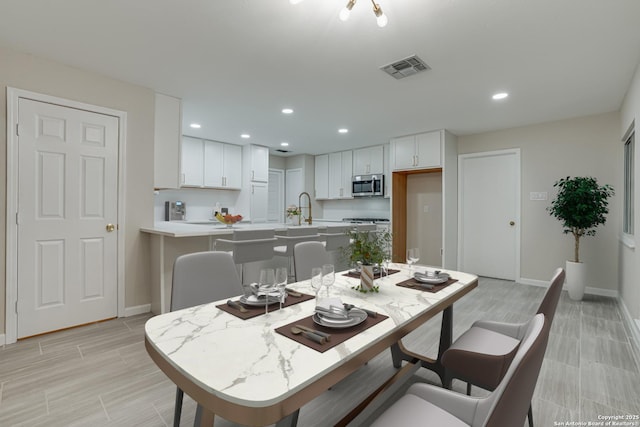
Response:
[342, 229, 392, 293]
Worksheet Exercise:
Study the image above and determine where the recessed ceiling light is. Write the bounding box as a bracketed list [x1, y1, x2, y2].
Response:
[492, 92, 509, 100]
[281, 142, 289, 147]
[338, 128, 349, 134]
[190, 123, 201, 129]
[241, 133, 251, 139]
[282, 108, 294, 114]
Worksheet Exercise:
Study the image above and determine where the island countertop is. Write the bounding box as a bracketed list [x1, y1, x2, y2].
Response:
[140, 220, 348, 238]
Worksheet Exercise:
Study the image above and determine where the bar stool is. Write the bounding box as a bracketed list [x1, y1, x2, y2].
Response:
[273, 227, 320, 280]
[214, 229, 277, 284]
[319, 225, 351, 270]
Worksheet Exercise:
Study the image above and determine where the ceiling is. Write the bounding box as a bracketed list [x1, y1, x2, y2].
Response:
[2, 0, 640, 156]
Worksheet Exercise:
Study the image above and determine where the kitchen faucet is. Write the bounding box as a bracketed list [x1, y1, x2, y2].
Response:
[298, 192, 312, 226]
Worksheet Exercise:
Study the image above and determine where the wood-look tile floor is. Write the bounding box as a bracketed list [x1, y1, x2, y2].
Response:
[1, 277, 639, 426]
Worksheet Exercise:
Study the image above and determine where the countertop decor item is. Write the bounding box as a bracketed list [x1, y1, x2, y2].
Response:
[547, 176, 614, 300]
[342, 229, 391, 293]
[215, 212, 243, 227]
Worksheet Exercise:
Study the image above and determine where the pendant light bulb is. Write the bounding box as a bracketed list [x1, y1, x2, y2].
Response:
[340, 0, 356, 22]
[372, 1, 388, 27]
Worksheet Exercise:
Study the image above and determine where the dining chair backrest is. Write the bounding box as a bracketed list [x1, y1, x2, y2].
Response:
[170, 251, 241, 311]
[475, 313, 549, 427]
[536, 267, 565, 326]
[293, 241, 330, 281]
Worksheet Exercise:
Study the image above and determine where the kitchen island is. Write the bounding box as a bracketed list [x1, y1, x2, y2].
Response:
[141, 221, 348, 314]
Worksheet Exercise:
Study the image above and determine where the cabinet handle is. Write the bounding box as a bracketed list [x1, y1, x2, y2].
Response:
[252, 170, 255, 180]
[252, 185, 255, 194]
[223, 176, 226, 186]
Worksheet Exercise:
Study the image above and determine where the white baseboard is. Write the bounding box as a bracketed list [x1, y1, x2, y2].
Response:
[618, 298, 640, 355]
[123, 304, 151, 317]
[0, 334, 5, 346]
[518, 277, 619, 298]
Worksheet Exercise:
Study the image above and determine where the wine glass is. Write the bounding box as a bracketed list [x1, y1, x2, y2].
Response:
[322, 264, 335, 298]
[275, 267, 288, 310]
[310, 267, 323, 300]
[259, 268, 276, 314]
[406, 248, 420, 274]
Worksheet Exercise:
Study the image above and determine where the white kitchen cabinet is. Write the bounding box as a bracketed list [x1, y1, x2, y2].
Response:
[250, 181, 269, 223]
[203, 141, 242, 189]
[181, 136, 205, 186]
[181, 137, 242, 189]
[383, 143, 390, 198]
[250, 145, 269, 183]
[154, 93, 182, 189]
[315, 154, 329, 200]
[391, 131, 442, 171]
[353, 145, 384, 175]
[329, 151, 352, 199]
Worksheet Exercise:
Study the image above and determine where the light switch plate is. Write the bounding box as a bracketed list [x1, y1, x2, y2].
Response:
[529, 191, 548, 201]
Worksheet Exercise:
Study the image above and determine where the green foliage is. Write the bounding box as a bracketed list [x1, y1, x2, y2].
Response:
[342, 230, 392, 266]
[547, 176, 614, 262]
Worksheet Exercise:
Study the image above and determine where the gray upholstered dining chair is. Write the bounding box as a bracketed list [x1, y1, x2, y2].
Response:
[371, 313, 549, 427]
[441, 267, 565, 427]
[170, 251, 242, 427]
[293, 241, 330, 281]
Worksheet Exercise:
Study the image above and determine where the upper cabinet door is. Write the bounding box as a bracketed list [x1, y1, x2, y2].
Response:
[354, 146, 384, 175]
[250, 145, 269, 182]
[315, 154, 329, 200]
[203, 140, 223, 187]
[391, 135, 417, 170]
[154, 93, 181, 189]
[415, 131, 441, 168]
[341, 150, 353, 199]
[328, 152, 343, 199]
[223, 144, 242, 189]
[181, 136, 204, 186]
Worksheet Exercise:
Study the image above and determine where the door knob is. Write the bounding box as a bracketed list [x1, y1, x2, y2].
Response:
[106, 224, 115, 232]
[509, 221, 515, 226]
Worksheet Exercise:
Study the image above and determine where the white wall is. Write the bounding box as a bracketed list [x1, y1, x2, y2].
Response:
[0, 45, 155, 333]
[620, 63, 640, 323]
[459, 112, 622, 292]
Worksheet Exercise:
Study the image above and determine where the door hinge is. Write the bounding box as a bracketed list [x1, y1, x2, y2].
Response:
[15, 300, 18, 314]
[16, 123, 20, 136]
[15, 212, 19, 225]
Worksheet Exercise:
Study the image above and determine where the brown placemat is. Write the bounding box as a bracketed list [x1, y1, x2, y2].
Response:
[395, 277, 458, 293]
[342, 269, 400, 279]
[217, 292, 315, 320]
[275, 311, 389, 353]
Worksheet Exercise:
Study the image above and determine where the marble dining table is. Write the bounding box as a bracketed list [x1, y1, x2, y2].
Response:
[144, 263, 478, 427]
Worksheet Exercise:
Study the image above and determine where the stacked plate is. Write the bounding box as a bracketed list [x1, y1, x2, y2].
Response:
[414, 270, 450, 285]
[313, 308, 367, 328]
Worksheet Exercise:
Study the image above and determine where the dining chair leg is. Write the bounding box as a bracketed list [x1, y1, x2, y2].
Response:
[173, 387, 183, 427]
[466, 382, 472, 395]
[528, 403, 534, 427]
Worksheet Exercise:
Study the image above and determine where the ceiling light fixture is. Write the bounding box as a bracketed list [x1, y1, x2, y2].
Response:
[289, 0, 304, 4]
[281, 142, 289, 147]
[241, 133, 251, 139]
[282, 108, 294, 114]
[338, 128, 349, 134]
[190, 123, 201, 129]
[338, 0, 387, 27]
[492, 92, 509, 100]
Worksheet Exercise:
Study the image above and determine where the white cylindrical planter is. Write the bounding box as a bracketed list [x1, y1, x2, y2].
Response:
[565, 260, 587, 301]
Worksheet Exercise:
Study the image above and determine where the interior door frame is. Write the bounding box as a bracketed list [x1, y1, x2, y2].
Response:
[5, 87, 127, 344]
[457, 148, 521, 280]
[268, 168, 285, 223]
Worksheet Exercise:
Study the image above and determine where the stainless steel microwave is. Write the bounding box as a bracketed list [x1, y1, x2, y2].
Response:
[352, 174, 384, 197]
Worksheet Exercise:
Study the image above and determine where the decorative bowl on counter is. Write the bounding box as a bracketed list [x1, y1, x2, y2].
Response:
[215, 212, 243, 227]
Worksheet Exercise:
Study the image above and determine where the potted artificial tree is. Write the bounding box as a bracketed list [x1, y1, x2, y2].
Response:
[547, 176, 614, 300]
[343, 229, 391, 293]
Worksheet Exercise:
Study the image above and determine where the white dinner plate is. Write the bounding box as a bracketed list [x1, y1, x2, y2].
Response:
[414, 272, 449, 284]
[313, 308, 367, 329]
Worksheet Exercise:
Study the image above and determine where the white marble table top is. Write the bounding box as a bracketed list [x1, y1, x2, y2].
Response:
[145, 264, 478, 415]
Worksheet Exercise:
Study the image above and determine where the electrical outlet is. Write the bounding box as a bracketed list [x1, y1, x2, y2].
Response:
[529, 192, 548, 201]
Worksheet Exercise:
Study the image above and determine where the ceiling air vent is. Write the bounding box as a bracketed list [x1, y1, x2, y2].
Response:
[275, 149, 290, 153]
[381, 55, 430, 80]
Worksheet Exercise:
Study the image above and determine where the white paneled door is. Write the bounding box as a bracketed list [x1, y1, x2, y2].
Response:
[17, 99, 119, 338]
[458, 149, 520, 280]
